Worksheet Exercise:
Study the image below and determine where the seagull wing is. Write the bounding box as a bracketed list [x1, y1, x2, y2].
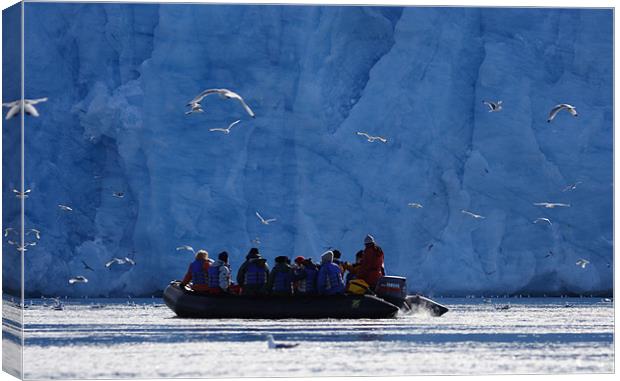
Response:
[235, 97, 255, 118]
[209, 128, 228, 132]
[357, 132, 370, 139]
[105, 259, 117, 268]
[255, 212, 265, 223]
[265, 218, 277, 223]
[26, 98, 48, 105]
[23, 104, 39, 117]
[2, 100, 19, 108]
[567, 106, 578, 116]
[228, 120, 241, 130]
[547, 105, 566, 122]
[5, 105, 20, 120]
[482, 101, 494, 111]
[189, 89, 222, 104]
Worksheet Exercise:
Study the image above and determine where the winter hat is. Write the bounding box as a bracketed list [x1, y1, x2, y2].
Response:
[321, 250, 334, 264]
[275, 255, 289, 263]
[364, 234, 375, 245]
[196, 250, 209, 260]
[246, 247, 260, 259]
[332, 250, 342, 259]
[294, 256, 305, 264]
[218, 251, 229, 262]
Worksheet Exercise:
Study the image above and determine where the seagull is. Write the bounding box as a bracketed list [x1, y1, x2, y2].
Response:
[187, 89, 255, 117]
[266, 335, 299, 349]
[7, 240, 17, 246]
[533, 202, 570, 209]
[547, 104, 578, 123]
[576, 259, 590, 268]
[176, 245, 195, 253]
[69, 276, 88, 284]
[494, 304, 511, 310]
[15, 242, 36, 252]
[26, 229, 41, 240]
[4, 228, 16, 237]
[256, 211, 276, 225]
[105, 257, 136, 269]
[251, 237, 261, 245]
[2, 98, 48, 120]
[482, 100, 503, 112]
[112, 192, 125, 198]
[209, 120, 241, 134]
[601, 298, 612, 303]
[408, 203, 423, 208]
[356, 132, 387, 143]
[533, 218, 552, 226]
[461, 209, 486, 219]
[81, 260, 95, 272]
[13, 189, 31, 199]
[562, 182, 582, 192]
[58, 204, 73, 212]
[545, 251, 554, 258]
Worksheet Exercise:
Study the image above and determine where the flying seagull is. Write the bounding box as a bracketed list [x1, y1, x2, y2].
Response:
[2, 98, 48, 120]
[14, 242, 36, 252]
[461, 209, 486, 219]
[562, 182, 582, 192]
[251, 237, 261, 245]
[576, 259, 590, 269]
[482, 100, 503, 112]
[112, 192, 125, 198]
[209, 120, 241, 134]
[4, 228, 16, 237]
[69, 276, 88, 284]
[26, 229, 41, 240]
[105, 257, 136, 269]
[408, 203, 423, 209]
[187, 89, 255, 117]
[266, 335, 299, 349]
[533, 202, 570, 209]
[58, 204, 73, 212]
[547, 104, 578, 123]
[356, 132, 387, 143]
[13, 189, 31, 199]
[81, 260, 95, 272]
[176, 245, 195, 253]
[533, 218, 552, 226]
[256, 212, 276, 225]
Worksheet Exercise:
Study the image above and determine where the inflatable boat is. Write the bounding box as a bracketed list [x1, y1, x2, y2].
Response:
[164, 276, 448, 319]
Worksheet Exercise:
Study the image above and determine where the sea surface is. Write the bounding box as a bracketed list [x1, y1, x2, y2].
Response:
[2, 297, 614, 379]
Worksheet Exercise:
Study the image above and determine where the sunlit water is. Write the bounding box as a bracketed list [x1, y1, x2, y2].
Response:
[2, 297, 614, 378]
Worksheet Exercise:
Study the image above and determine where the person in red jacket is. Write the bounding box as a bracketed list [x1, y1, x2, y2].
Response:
[179, 250, 211, 292]
[357, 234, 385, 289]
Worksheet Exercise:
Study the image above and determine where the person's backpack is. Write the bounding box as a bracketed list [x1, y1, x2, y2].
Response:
[346, 279, 370, 295]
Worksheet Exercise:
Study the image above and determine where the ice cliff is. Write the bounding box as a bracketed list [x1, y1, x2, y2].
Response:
[3, 3, 613, 297]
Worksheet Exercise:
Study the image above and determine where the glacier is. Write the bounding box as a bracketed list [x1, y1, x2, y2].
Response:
[2, 3, 613, 297]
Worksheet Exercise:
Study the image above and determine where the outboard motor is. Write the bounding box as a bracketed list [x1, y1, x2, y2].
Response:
[374, 276, 407, 300]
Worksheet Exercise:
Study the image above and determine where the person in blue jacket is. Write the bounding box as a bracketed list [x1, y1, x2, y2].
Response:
[237, 248, 269, 296]
[293, 256, 318, 295]
[317, 250, 345, 295]
[268, 255, 294, 296]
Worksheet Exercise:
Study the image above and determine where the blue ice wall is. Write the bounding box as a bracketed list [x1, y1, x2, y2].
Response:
[11, 3, 612, 296]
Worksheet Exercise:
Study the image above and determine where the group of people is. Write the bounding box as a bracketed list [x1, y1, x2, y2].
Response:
[178, 234, 385, 296]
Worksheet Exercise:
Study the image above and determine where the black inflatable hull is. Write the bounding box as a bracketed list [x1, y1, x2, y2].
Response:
[164, 283, 400, 319]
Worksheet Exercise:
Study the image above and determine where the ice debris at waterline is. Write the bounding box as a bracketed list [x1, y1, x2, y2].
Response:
[2, 4, 612, 297]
